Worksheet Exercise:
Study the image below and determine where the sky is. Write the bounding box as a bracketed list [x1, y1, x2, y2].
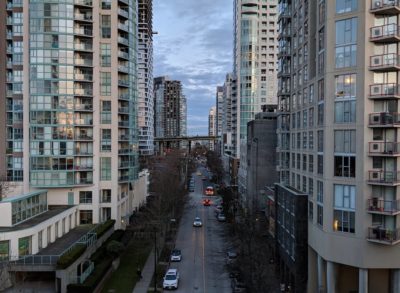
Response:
[153, 0, 233, 136]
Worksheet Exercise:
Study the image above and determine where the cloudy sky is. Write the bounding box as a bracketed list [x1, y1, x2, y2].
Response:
[153, 0, 233, 135]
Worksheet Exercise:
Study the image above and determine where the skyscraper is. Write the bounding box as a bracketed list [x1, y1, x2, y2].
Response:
[2, 0, 139, 229]
[137, 0, 154, 156]
[276, 0, 400, 291]
[208, 106, 217, 151]
[233, 0, 278, 199]
[153, 76, 187, 138]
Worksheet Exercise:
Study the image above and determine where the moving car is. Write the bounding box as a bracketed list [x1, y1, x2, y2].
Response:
[163, 268, 180, 290]
[205, 186, 214, 196]
[203, 198, 211, 206]
[170, 249, 182, 262]
[193, 217, 203, 227]
[217, 213, 226, 222]
[196, 171, 202, 176]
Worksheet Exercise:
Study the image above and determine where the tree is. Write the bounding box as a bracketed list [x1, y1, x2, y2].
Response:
[205, 150, 224, 183]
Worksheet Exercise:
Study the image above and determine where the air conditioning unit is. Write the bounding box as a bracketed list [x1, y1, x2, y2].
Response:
[372, 56, 382, 66]
[371, 142, 380, 151]
[372, 27, 382, 37]
[371, 85, 381, 95]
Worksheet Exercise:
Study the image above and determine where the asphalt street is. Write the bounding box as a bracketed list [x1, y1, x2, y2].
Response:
[164, 166, 231, 293]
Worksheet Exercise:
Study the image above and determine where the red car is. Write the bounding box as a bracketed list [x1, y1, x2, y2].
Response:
[203, 199, 211, 206]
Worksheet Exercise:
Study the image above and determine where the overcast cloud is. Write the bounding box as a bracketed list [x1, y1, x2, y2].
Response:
[153, 0, 233, 135]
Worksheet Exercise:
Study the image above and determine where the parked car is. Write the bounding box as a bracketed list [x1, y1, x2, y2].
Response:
[226, 251, 238, 265]
[217, 213, 226, 222]
[214, 205, 223, 215]
[163, 268, 180, 290]
[193, 217, 203, 227]
[170, 249, 182, 262]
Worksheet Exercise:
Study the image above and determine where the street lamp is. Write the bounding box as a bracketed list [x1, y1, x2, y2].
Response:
[153, 227, 157, 292]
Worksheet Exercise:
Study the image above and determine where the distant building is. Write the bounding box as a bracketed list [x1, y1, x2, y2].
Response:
[153, 76, 187, 150]
[208, 106, 217, 151]
[137, 0, 155, 156]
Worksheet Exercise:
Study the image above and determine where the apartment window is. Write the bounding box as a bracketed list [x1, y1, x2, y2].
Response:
[101, 0, 111, 9]
[309, 178, 314, 197]
[336, 0, 357, 14]
[297, 133, 301, 149]
[318, 52, 325, 74]
[18, 236, 31, 256]
[309, 84, 314, 103]
[308, 201, 314, 220]
[100, 43, 111, 67]
[317, 103, 324, 125]
[309, 131, 314, 149]
[0, 241, 9, 261]
[101, 157, 111, 181]
[100, 72, 111, 96]
[302, 176, 307, 192]
[317, 181, 323, 204]
[334, 155, 356, 177]
[101, 15, 111, 38]
[309, 154, 314, 173]
[309, 107, 314, 127]
[101, 100, 111, 124]
[297, 154, 301, 170]
[318, 27, 325, 51]
[335, 100, 356, 123]
[334, 130, 356, 153]
[333, 184, 355, 233]
[80, 210, 93, 224]
[318, 79, 324, 101]
[79, 191, 92, 204]
[317, 130, 323, 152]
[303, 110, 308, 128]
[291, 153, 296, 168]
[303, 155, 307, 171]
[101, 189, 111, 203]
[319, 1, 325, 26]
[335, 18, 357, 68]
[335, 74, 356, 99]
[317, 155, 324, 175]
[317, 204, 323, 226]
[303, 132, 307, 149]
[101, 129, 111, 152]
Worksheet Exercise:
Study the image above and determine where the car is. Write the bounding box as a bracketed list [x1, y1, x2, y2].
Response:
[196, 171, 202, 176]
[217, 213, 226, 222]
[202, 176, 207, 181]
[215, 205, 223, 215]
[231, 277, 247, 293]
[226, 251, 238, 265]
[170, 249, 182, 262]
[163, 268, 180, 290]
[193, 217, 202, 227]
[203, 199, 211, 206]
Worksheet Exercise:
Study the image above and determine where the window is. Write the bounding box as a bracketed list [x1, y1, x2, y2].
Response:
[317, 130, 323, 152]
[303, 110, 308, 128]
[317, 103, 324, 125]
[79, 191, 92, 204]
[334, 130, 356, 153]
[319, 1, 325, 26]
[309, 131, 314, 149]
[101, 100, 111, 124]
[317, 205, 323, 226]
[303, 155, 307, 171]
[100, 72, 111, 96]
[309, 84, 314, 103]
[0, 241, 9, 261]
[309, 107, 314, 127]
[335, 100, 356, 123]
[317, 155, 324, 175]
[318, 28, 325, 51]
[335, 74, 356, 99]
[334, 155, 356, 177]
[100, 43, 111, 67]
[18, 236, 31, 256]
[318, 52, 325, 74]
[333, 184, 355, 233]
[101, 157, 111, 180]
[308, 201, 313, 220]
[101, 0, 111, 9]
[303, 132, 307, 149]
[101, 129, 111, 152]
[335, 18, 357, 68]
[101, 15, 111, 38]
[309, 154, 314, 173]
[318, 79, 324, 101]
[101, 189, 111, 203]
[317, 181, 323, 203]
[80, 210, 93, 224]
[309, 178, 314, 197]
[336, 0, 357, 14]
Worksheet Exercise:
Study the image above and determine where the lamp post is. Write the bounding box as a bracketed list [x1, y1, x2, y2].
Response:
[153, 227, 157, 292]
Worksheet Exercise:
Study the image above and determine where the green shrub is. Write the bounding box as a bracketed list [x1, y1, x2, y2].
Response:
[57, 244, 86, 269]
[94, 219, 115, 238]
[106, 240, 124, 258]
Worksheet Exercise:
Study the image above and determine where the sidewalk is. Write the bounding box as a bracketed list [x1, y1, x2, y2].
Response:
[132, 247, 156, 293]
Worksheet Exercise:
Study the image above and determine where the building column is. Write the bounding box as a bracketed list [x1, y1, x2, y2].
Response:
[359, 268, 368, 293]
[317, 254, 325, 293]
[327, 261, 337, 293]
[391, 269, 400, 293]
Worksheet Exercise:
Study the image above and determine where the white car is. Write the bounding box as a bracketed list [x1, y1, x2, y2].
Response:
[170, 249, 182, 262]
[163, 268, 179, 290]
[193, 217, 203, 227]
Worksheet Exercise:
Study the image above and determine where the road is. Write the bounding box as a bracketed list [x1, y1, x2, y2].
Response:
[165, 166, 231, 293]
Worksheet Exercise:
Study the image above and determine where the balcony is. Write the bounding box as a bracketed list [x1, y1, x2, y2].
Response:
[118, 36, 129, 46]
[118, 121, 130, 127]
[369, 112, 400, 127]
[74, 27, 93, 37]
[75, 118, 93, 126]
[278, 6, 291, 19]
[370, 83, 400, 99]
[74, 88, 93, 96]
[118, 65, 129, 73]
[74, 13, 93, 22]
[75, 104, 93, 111]
[75, 0, 92, 6]
[75, 178, 93, 185]
[119, 93, 130, 100]
[118, 134, 130, 141]
[75, 58, 93, 67]
[74, 73, 93, 82]
[118, 51, 129, 59]
[369, 141, 400, 156]
[118, 79, 130, 87]
[368, 170, 400, 185]
[370, 24, 400, 43]
[118, 148, 132, 154]
[118, 8, 129, 18]
[119, 161, 131, 168]
[75, 134, 93, 140]
[370, 0, 400, 14]
[277, 66, 291, 77]
[75, 42, 93, 51]
[367, 227, 400, 245]
[118, 106, 129, 114]
[278, 28, 291, 39]
[367, 198, 400, 215]
[369, 54, 400, 71]
[118, 22, 129, 32]
[75, 149, 93, 156]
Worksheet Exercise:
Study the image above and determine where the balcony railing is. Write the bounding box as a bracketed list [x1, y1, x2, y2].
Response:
[74, 13, 93, 21]
[369, 112, 400, 126]
[118, 106, 129, 113]
[368, 170, 400, 184]
[75, 134, 93, 140]
[370, 0, 400, 14]
[118, 36, 129, 46]
[118, 9, 129, 18]
[370, 83, 400, 98]
[74, 27, 93, 37]
[118, 121, 130, 127]
[75, 104, 93, 111]
[370, 53, 400, 71]
[119, 161, 131, 168]
[118, 148, 132, 154]
[367, 227, 400, 245]
[369, 141, 400, 155]
[118, 79, 130, 87]
[119, 93, 130, 100]
[75, 58, 93, 67]
[74, 88, 93, 96]
[75, 42, 93, 51]
[76, 178, 93, 185]
[75, 0, 92, 6]
[118, 23, 129, 31]
[75, 73, 93, 81]
[370, 24, 400, 42]
[118, 51, 129, 59]
[118, 134, 130, 140]
[367, 198, 400, 214]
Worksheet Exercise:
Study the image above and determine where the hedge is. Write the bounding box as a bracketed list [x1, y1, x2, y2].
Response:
[57, 244, 86, 269]
[94, 219, 116, 238]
